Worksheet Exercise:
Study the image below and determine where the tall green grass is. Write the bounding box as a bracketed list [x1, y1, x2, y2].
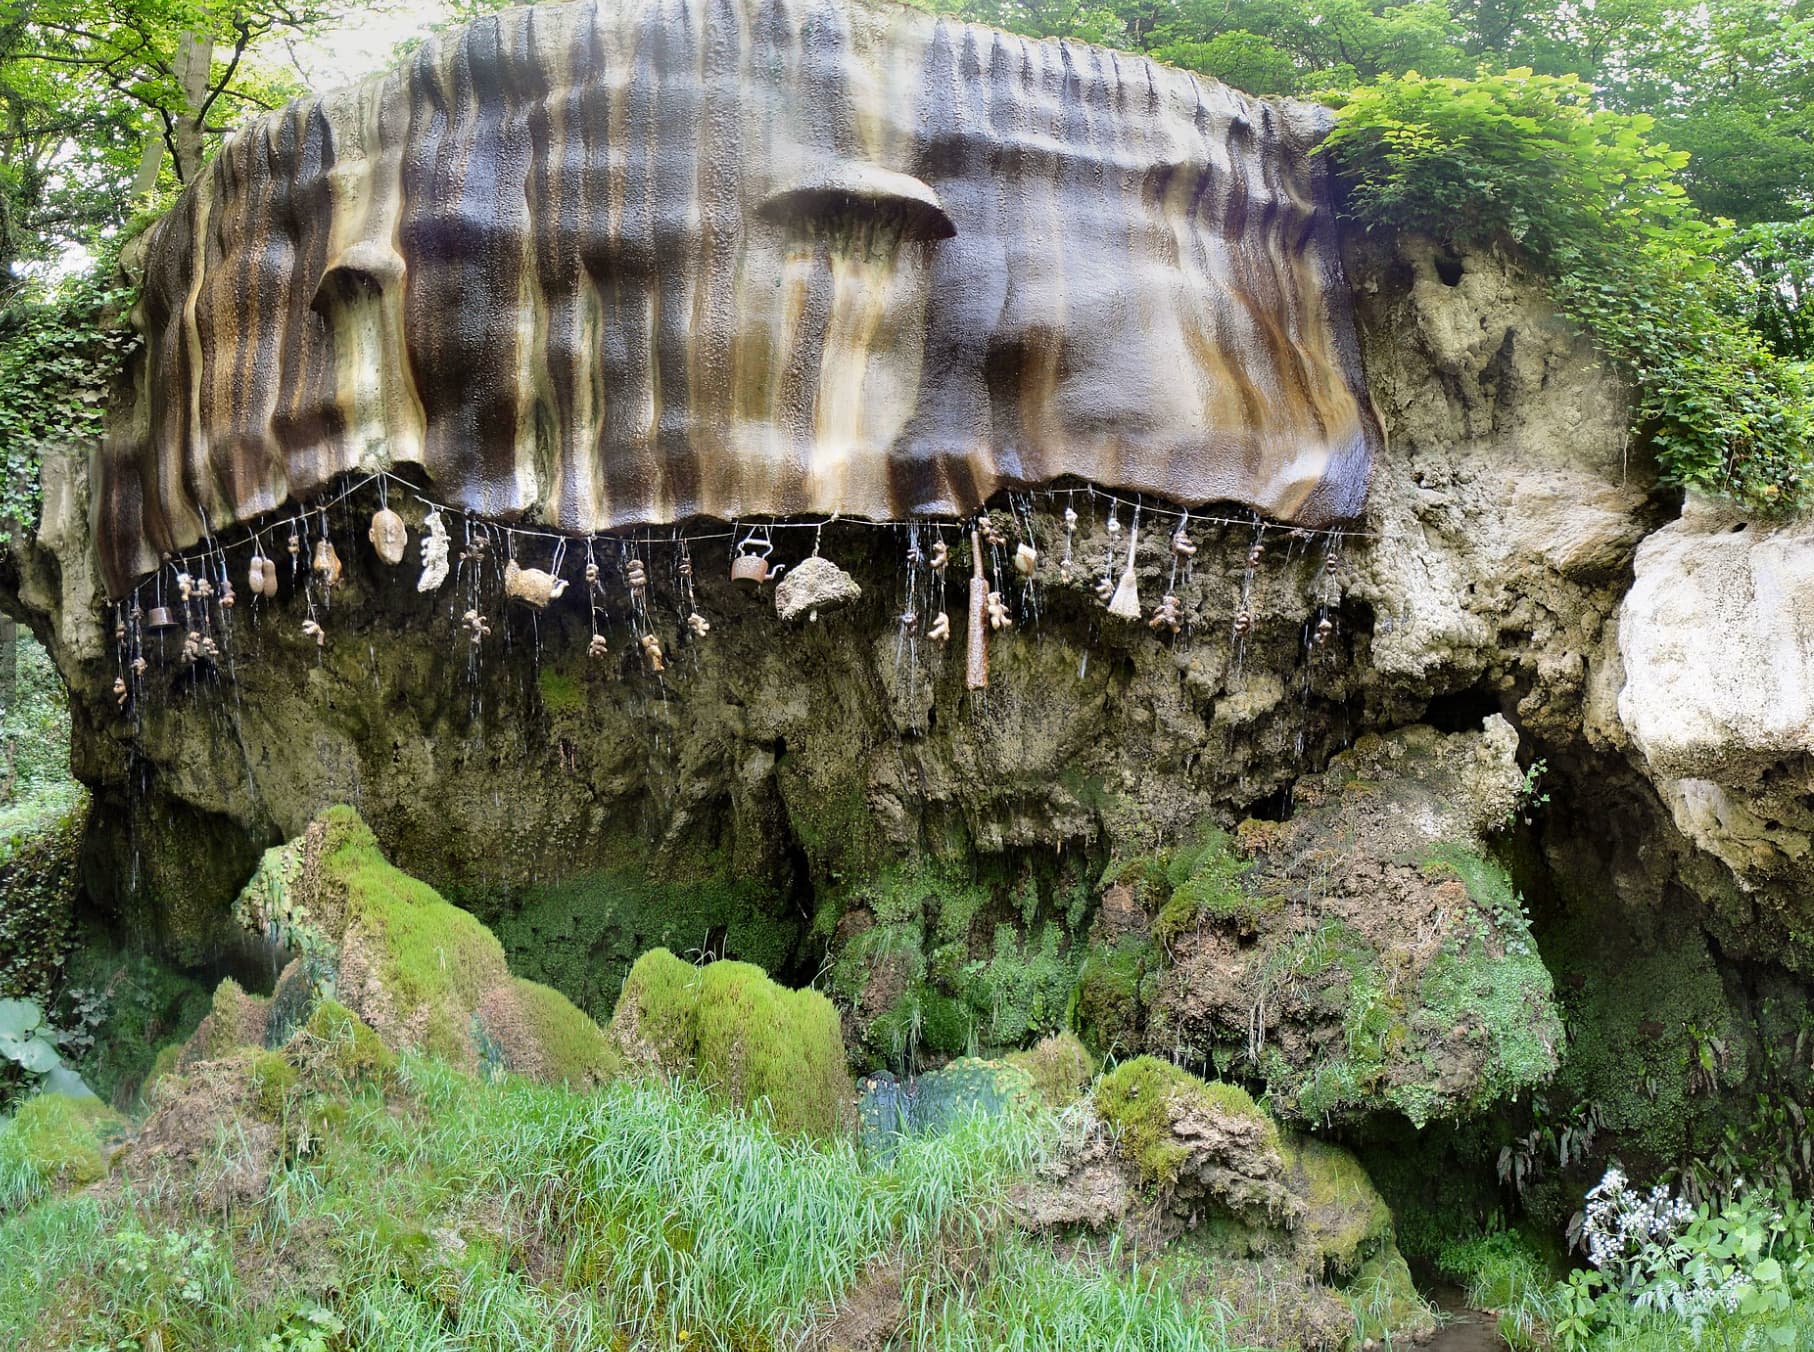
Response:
[0, 1059, 1264, 1351]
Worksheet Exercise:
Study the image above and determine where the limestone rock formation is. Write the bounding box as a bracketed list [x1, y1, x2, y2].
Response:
[94, 0, 1380, 593]
[1590, 499, 1814, 964]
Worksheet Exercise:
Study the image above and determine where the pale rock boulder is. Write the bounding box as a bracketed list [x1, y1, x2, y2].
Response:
[1604, 498, 1814, 893]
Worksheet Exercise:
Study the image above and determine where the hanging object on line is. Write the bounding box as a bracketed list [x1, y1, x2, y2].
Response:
[1106, 521, 1141, 620]
[1149, 594, 1183, 634]
[369, 507, 408, 565]
[986, 591, 1013, 630]
[686, 611, 711, 637]
[966, 528, 989, 690]
[312, 538, 343, 589]
[928, 611, 951, 643]
[505, 558, 569, 609]
[462, 609, 492, 645]
[587, 633, 609, 659]
[301, 618, 325, 647]
[1013, 542, 1037, 577]
[640, 632, 666, 673]
[418, 511, 450, 592]
[730, 530, 783, 586]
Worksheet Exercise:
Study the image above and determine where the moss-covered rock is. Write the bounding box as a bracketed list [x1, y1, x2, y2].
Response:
[0, 1092, 123, 1204]
[297, 1000, 396, 1083]
[1093, 1056, 1297, 1227]
[179, 977, 273, 1068]
[231, 809, 621, 1088]
[611, 948, 854, 1137]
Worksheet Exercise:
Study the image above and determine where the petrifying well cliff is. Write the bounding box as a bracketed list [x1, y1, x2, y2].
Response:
[94, 0, 1380, 594]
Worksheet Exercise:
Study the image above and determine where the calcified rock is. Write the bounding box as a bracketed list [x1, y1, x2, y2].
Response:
[367, 508, 407, 565]
[92, 0, 1380, 593]
[774, 556, 861, 622]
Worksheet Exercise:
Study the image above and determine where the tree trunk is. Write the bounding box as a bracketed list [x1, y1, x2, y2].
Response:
[171, 31, 214, 184]
[0, 615, 17, 716]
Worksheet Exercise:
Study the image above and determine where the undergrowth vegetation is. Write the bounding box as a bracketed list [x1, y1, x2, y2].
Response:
[0, 1056, 1270, 1351]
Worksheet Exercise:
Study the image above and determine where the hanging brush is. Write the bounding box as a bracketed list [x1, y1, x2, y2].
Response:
[1106, 518, 1141, 620]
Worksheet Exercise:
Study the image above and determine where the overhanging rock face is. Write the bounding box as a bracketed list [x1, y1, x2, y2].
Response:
[95, 0, 1380, 594]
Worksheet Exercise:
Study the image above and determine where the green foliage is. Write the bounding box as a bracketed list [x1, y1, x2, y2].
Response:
[0, 270, 134, 537]
[0, 997, 91, 1109]
[1729, 219, 1814, 361]
[1322, 68, 1814, 511]
[1153, 830, 1275, 944]
[55, 943, 209, 1107]
[1094, 1056, 1273, 1188]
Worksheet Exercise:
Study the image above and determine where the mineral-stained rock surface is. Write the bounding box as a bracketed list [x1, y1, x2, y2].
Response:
[94, 0, 1380, 592]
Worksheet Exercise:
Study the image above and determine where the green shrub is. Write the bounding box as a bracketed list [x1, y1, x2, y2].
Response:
[1323, 68, 1814, 511]
[610, 946, 703, 1070]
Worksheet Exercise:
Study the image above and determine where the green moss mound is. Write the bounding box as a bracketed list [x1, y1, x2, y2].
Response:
[0, 1093, 122, 1208]
[233, 808, 623, 1090]
[1279, 1134, 1393, 1278]
[297, 1001, 396, 1084]
[0, 786, 85, 1007]
[611, 949, 853, 1138]
[1094, 1056, 1274, 1187]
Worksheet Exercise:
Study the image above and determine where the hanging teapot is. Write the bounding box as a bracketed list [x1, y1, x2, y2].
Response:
[730, 534, 784, 586]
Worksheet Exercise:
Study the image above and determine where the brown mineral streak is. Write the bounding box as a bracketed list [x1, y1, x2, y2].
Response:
[94, 0, 1382, 596]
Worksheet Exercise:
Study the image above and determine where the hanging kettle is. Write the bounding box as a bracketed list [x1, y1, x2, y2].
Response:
[730, 533, 783, 586]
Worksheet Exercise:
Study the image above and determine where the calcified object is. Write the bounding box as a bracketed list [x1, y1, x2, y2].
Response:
[312, 539, 342, 588]
[928, 610, 950, 642]
[978, 518, 1006, 549]
[248, 552, 274, 597]
[219, 580, 235, 609]
[146, 605, 177, 631]
[368, 507, 407, 565]
[286, 532, 300, 558]
[640, 632, 666, 673]
[504, 558, 569, 609]
[1107, 511, 1122, 540]
[113, 676, 128, 707]
[1107, 524, 1142, 621]
[899, 609, 919, 636]
[730, 540, 781, 586]
[1149, 594, 1183, 633]
[774, 556, 861, 622]
[129, 656, 148, 676]
[986, 591, 1012, 631]
[587, 633, 608, 659]
[1094, 576, 1115, 603]
[1013, 543, 1036, 577]
[301, 618, 325, 646]
[1172, 527, 1197, 559]
[462, 609, 492, 645]
[1247, 542, 1265, 569]
[686, 611, 711, 637]
[929, 541, 948, 574]
[1315, 615, 1335, 646]
[1233, 609, 1253, 637]
[93, 0, 1380, 595]
[584, 561, 600, 586]
[417, 511, 449, 592]
[966, 529, 988, 690]
[177, 572, 193, 602]
[624, 558, 648, 597]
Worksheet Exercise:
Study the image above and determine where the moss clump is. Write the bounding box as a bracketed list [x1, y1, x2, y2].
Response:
[316, 807, 510, 1020]
[611, 947, 704, 1070]
[488, 977, 624, 1088]
[248, 1050, 300, 1117]
[182, 978, 272, 1066]
[612, 950, 853, 1138]
[1004, 1031, 1094, 1107]
[1070, 937, 1157, 1058]
[0, 1093, 122, 1203]
[299, 1000, 395, 1084]
[692, 962, 853, 1139]
[1094, 1056, 1274, 1187]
